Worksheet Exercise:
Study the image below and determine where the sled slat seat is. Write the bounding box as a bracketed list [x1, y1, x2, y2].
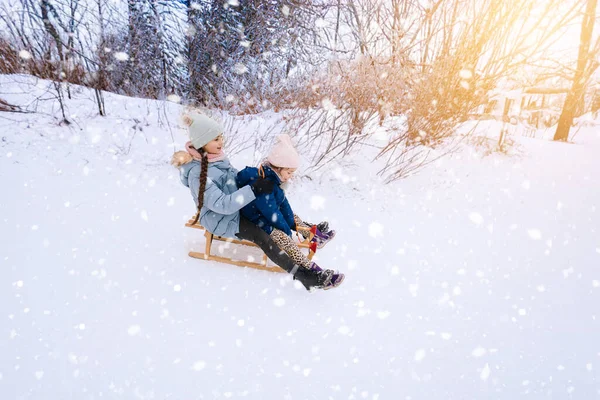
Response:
[185, 214, 315, 273]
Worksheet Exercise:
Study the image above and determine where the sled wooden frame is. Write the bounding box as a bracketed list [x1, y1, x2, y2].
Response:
[185, 214, 316, 273]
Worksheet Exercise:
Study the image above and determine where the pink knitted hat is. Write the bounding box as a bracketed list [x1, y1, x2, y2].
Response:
[267, 134, 300, 169]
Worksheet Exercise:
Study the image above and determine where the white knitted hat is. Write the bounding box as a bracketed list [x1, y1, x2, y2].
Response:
[186, 113, 223, 149]
[267, 134, 300, 169]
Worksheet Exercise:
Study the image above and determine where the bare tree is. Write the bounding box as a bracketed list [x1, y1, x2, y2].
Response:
[554, 0, 598, 141]
[327, 0, 582, 180]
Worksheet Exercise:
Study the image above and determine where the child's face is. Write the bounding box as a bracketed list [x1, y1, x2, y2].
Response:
[203, 134, 224, 154]
[278, 168, 296, 183]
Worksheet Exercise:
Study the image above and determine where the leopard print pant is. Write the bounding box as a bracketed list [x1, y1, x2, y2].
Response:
[270, 228, 312, 269]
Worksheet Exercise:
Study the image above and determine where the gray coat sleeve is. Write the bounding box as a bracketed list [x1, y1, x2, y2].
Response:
[203, 180, 255, 215]
[187, 165, 254, 215]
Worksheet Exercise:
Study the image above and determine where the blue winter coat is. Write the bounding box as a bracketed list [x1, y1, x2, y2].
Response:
[236, 165, 296, 236]
[179, 158, 255, 238]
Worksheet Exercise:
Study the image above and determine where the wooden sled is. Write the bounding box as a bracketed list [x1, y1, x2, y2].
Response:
[185, 214, 316, 273]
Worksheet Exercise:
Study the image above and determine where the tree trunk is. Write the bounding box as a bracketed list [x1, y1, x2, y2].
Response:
[554, 0, 597, 141]
[40, 0, 64, 63]
[127, 0, 140, 92]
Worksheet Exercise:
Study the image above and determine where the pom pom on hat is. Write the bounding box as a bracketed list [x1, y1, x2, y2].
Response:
[267, 134, 300, 169]
[185, 112, 223, 150]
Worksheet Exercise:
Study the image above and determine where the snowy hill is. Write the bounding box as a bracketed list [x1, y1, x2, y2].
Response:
[1, 75, 599, 399]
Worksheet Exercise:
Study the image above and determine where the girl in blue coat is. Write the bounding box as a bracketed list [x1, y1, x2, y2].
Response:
[236, 134, 344, 288]
[172, 113, 332, 291]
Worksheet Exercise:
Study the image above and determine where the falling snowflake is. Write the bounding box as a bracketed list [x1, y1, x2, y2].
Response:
[338, 326, 351, 335]
[128, 325, 141, 336]
[469, 212, 484, 225]
[414, 349, 426, 362]
[376, 311, 390, 320]
[281, 5, 290, 16]
[368, 222, 384, 238]
[563, 267, 574, 278]
[233, 63, 248, 74]
[114, 52, 129, 61]
[167, 94, 181, 103]
[459, 69, 473, 79]
[19, 50, 32, 60]
[191, 361, 206, 371]
[273, 298, 285, 307]
[321, 98, 335, 110]
[408, 283, 419, 297]
[235, 194, 246, 204]
[186, 25, 197, 37]
[472, 347, 486, 357]
[527, 229, 542, 240]
[480, 363, 491, 381]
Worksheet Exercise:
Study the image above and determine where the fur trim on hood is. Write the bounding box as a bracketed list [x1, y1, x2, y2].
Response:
[171, 151, 194, 168]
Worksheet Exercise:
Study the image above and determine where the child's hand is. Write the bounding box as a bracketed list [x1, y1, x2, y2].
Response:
[251, 178, 275, 195]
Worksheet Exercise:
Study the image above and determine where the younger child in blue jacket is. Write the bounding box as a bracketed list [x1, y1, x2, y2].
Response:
[236, 134, 344, 288]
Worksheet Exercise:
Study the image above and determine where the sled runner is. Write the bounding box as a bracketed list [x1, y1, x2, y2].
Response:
[185, 214, 317, 273]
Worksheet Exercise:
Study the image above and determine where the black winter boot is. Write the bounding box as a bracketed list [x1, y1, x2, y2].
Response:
[302, 220, 330, 235]
[293, 267, 333, 291]
[316, 221, 329, 233]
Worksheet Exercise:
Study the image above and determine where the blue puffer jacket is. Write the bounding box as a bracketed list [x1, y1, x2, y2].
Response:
[179, 158, 255, 238]
[236, 165, 296, 236]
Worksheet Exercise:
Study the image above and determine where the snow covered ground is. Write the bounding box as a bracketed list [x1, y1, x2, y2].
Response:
[1, 75, 599, 399]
